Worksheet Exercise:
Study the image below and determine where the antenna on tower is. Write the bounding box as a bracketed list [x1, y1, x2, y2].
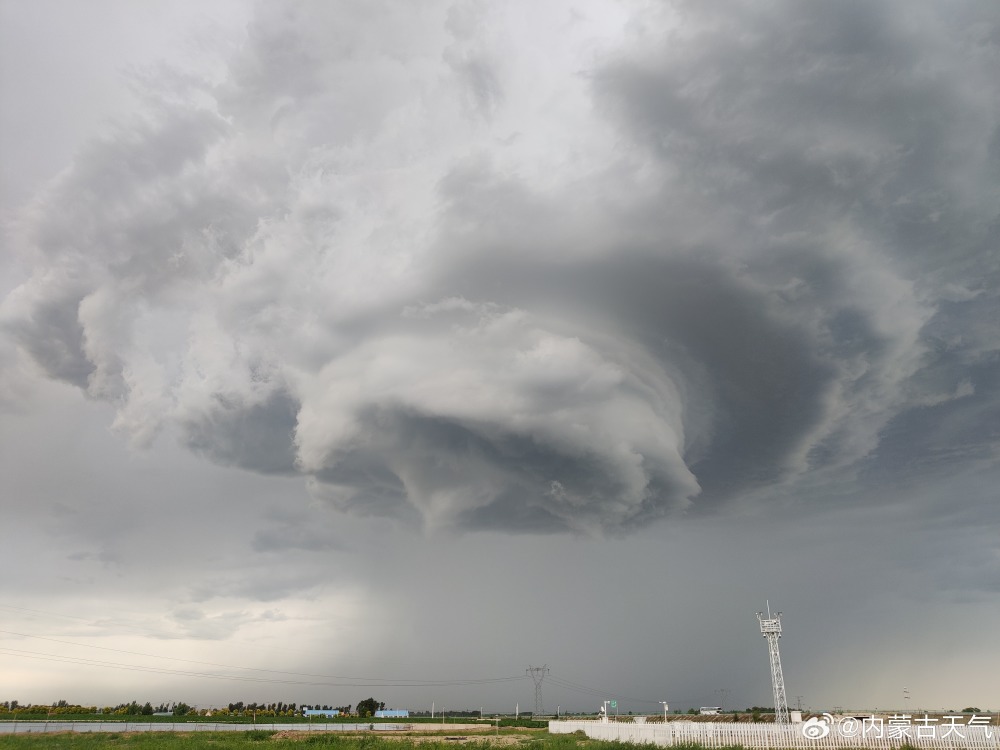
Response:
[526, 665, 549, 716]
[756, 605, 790, 724]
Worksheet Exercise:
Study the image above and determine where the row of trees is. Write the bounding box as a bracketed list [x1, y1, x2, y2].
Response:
[226, 701, 298, 714]
[1, 698, 388, 718]
[1, 701, 187, 716]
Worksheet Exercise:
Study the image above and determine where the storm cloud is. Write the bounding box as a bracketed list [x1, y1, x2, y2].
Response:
[3, 0, 999, 536]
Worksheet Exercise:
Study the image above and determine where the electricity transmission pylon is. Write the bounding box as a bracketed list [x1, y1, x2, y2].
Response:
[527, 665, 549, 716]
[756, 603, 790, 724]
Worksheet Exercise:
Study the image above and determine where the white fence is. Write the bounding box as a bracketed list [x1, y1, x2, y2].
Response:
[550, 720, 1000, 750]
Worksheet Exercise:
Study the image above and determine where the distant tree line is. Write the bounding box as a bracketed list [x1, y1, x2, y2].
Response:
[0, 697, 389, 718]
[0, 700, 194, 717]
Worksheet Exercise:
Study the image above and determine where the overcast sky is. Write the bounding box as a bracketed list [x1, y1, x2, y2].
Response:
[2, 0, 999, 715]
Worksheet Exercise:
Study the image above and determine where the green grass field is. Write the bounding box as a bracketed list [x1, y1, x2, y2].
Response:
[0, 729, 632, 750]
[0, 718, 547, 729]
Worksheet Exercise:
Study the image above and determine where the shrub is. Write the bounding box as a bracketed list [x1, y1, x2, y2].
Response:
[245, 729, 276, 741]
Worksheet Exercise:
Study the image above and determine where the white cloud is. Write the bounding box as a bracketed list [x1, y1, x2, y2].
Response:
[2, 0, 998, 540]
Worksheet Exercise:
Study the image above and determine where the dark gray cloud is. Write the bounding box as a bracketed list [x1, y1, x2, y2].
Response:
[5, 283, 94, 388]
[2, 0, 998, 542]
[251, 522, 343, 554]
[184, 389, 300, 474]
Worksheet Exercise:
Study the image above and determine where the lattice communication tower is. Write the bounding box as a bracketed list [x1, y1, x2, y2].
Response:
[526, 665, 549, 716]
[756, 603, 790, 724]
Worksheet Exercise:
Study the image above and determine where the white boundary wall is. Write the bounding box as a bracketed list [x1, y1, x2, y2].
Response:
[549, 720, 1000, 750]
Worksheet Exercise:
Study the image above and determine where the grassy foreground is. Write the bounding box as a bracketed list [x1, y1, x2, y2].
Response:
[0, 719, 548, 729]
[0, 730, 645, 750]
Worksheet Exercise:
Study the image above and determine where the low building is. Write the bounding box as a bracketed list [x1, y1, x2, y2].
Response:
[304, 709, 340, 717]
[375, 709, 409, 718]
[699, 707, 721, 716]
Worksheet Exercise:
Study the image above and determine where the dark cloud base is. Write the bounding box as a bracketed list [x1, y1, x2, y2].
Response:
[2, 0, 999, 536]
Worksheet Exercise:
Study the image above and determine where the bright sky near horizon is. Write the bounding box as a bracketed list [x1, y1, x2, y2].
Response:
[1, 0, 999, 714]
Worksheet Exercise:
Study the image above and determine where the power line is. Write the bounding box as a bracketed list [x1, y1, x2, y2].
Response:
[0, 604, 96, 623]
[1, 605, 685, 707]
[0, 647, 525, 689]
[0, 603, 354, 661]
[0, 630, 525, 687]
[547, 674, 709, 708]
[546, 675, 668, 706]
